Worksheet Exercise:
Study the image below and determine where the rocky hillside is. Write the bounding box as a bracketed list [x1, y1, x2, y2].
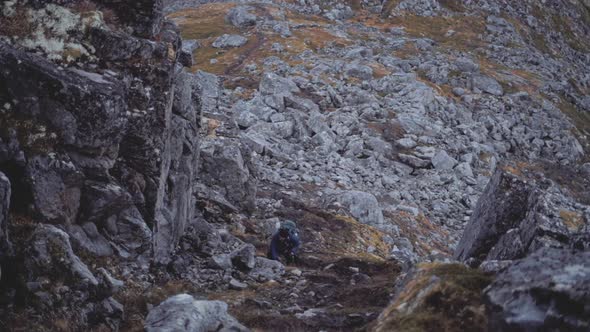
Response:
[0, 0, 589, 331]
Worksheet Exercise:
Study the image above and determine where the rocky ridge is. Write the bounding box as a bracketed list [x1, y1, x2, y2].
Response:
[0, 0, 589, 331]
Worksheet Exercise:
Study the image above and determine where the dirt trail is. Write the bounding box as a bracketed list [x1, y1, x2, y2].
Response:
[211, 195, 402, 331]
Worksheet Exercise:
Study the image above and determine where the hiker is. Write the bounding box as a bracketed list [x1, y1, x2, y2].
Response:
[268, 220, 301, 264]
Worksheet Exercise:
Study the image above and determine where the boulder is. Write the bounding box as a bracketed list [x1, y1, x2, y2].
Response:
[259, 72, 300, 96]
[26, 155, 84, 224]
[249, 257, 285, 281]
[226, 6, 257, 28]
[199, 139, 257, 213]
[485, 248, 590, 331]
[231, 244, 257, 271]
[212, 34, 248, 48]
[67, 223, 114, 257]
[194, 71, 220, 114]
[145, 294, 249, 332]
[394, 0, 442, 16]
[209, 254, 233, 270]
[454, 164, 589, 265]
[431, 150, 458, 170]
[25, 224, 99, 291]
[344, 63, 374, 80]
[326, 191, 386, 229]
[471, 74, 503, 96]
[104, 207, 152, 258]
[372, 263, 491, 332]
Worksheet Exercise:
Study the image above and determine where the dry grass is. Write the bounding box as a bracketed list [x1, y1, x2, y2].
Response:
[69, 0, 97, 13]
[372, 263, 491, 332]
[0, 6, 33, 38]
[560, 210, 586, 232]
[168, 4, 239, 40]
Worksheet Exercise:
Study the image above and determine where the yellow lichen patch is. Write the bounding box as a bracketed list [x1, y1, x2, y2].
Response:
[560, 210, 586, 232]
[204, 117, 221, 137]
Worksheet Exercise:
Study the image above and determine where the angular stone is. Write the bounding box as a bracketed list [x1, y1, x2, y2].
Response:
[231, 244, 257, 271]
[212, 34, 248, 48]
[485, 248, 590, 331]
[145, 294, 249, 332]
[431, 150, 458, 170]
[249, 257, 285, 281]
[226, 6, 257, 28]
[471, 74, 503, 96]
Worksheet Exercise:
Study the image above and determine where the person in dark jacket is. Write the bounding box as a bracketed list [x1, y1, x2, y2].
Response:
[268, 220, 300, 264]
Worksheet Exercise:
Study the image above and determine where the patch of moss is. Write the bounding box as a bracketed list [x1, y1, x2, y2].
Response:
[373, 263, 492, 332]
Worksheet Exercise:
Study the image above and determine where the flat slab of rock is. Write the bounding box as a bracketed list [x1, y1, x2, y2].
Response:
[212, 34, 248, 48]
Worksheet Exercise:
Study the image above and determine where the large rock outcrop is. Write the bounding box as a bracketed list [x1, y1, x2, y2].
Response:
[454, 164, 589, 266]
[0, 0, 203, 328]
[0, 1, 202, 265]
[24, 224, 124, 329]
[485, 248, 590, 331]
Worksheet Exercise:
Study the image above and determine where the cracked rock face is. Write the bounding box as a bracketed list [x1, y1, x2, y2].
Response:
[455, 163, 590, 266]
[485, 248, 590, 331]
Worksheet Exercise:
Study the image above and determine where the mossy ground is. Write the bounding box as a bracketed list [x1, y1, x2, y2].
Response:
[372, 263, 492, 332]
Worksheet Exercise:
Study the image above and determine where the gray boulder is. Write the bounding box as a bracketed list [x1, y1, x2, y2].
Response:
[145, 294, 249, 332]
[209, 254, 233, 270]
[249, 257, 285, 281]
[431, 150, 458, 170]
[327, 191, 386, 229]
[199, 138, 257, 212]
[485, 248, 590, 331]
[104, 207, 152, 259]
[67, 223, 114, 257]
[212, 34, 248, 48]
[231, 244, 257, 271]
[344, 63, 374, 80]
[194, 71, 221, 115]
[471, 74, 504, 96]
[395, 0, 442, 16]
[26, 155, 84, 224]
[25, 224, 99, 291]
[226, 6, 257, 28]
[259, 72, 300, 96]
